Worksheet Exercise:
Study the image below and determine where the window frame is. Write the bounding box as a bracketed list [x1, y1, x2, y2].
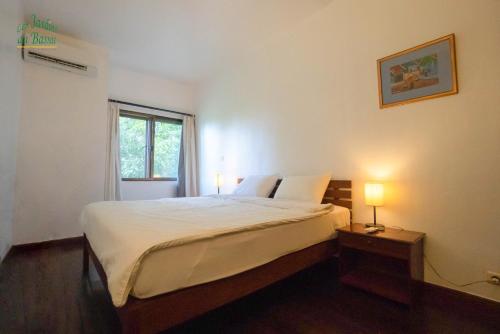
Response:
[119, 109, 183, 182]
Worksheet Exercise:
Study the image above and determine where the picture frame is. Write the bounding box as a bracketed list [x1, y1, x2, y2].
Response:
[377, 34, 458, 109]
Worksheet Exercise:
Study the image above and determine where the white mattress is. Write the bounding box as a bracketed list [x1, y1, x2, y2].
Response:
[130, 205, 350, 299]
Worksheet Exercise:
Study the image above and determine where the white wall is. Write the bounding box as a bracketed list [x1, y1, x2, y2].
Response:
[13, 34, 109, 244]
[108, 66, 196, 200]
[0, 1, 23, 260]
[120, 181, 178, 201]
[197, 0, 500, 301]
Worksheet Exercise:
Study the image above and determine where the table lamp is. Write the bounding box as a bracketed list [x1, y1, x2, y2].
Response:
[364, 182, 385, 231]
[215, 173, 223, 195]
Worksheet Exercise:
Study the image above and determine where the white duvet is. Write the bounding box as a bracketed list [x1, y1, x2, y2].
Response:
[81, 195, 333, 307]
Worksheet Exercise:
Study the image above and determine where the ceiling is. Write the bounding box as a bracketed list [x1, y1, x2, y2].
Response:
[21, 0, 332, 84]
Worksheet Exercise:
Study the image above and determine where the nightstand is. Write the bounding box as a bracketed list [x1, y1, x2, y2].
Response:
[337, 223, 425, 305]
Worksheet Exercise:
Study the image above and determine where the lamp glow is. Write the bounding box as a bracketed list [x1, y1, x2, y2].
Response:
[364, 183, 384, 207]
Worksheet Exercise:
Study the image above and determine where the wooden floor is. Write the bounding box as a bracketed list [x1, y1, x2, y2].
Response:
[0, 240, 498, 334]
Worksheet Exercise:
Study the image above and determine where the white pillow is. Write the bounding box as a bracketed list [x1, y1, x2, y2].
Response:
[273, 174, 331, 204]
[232, 175, 279, 197]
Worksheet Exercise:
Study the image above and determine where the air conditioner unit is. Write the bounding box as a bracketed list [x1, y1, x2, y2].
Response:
[21, 35, 98, 77]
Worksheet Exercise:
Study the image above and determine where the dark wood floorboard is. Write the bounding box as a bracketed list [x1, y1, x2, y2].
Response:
[0, 240, 498, 334]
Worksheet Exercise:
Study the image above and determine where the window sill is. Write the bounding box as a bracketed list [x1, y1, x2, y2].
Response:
[122, 178, 177, 182]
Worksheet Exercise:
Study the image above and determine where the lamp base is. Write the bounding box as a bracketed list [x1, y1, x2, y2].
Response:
[364, 223, 385, 231]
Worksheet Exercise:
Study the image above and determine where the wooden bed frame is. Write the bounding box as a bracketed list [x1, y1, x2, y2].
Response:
[83, 179, 352, 334]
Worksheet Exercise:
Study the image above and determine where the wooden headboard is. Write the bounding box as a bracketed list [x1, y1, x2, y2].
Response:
[237, 178, 352, 215]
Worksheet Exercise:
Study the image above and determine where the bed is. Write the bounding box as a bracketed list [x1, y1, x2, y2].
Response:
[82, 179, 352, 334]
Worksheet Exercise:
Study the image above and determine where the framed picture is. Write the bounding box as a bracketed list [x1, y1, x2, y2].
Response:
[377, 34, 458, 108]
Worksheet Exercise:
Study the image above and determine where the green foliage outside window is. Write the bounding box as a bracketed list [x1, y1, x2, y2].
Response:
[119, 114, 182, 179]
[119, 117, 147, 178]
[154, 121, 182, 178]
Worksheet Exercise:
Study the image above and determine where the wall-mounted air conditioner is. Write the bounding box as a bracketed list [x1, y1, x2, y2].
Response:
[21, 35, 98, 77]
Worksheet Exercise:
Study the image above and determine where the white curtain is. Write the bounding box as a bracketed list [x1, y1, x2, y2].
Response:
[104, 102, 122, 200]
[177, 115, 198, 197]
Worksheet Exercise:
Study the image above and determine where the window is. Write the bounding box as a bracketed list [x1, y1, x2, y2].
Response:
[119, 110, 182, 181]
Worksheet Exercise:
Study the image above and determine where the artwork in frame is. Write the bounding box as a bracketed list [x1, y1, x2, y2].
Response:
[377, 34, 458, 108]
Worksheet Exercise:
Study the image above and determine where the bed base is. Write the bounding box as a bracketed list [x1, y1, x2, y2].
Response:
[83, 235, 338, 334]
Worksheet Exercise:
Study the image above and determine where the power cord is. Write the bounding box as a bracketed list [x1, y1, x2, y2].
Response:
[388, 225, 489, 287]
[424, 255, 489, 287]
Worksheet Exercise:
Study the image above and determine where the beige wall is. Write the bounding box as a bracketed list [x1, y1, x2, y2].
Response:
[197, 0, 500, 301]
[0, 0, 23, 260]
[109, 66, 196, 115]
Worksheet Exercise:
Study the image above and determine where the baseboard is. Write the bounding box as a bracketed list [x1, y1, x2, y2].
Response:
[0, 244, 12, 264]
[11, 236, 83, 252]
[418, 281, 500, 326]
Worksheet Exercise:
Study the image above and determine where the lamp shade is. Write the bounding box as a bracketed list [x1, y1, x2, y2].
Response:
[365, 182, 384, 206]
[215, 173, 224, 187]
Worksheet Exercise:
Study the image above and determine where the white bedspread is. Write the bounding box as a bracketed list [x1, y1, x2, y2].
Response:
[80, 195, 333, 307]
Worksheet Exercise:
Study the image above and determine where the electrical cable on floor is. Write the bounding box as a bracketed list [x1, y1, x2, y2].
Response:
[384, 225, 489, 287]
[424, 255, 489, 287]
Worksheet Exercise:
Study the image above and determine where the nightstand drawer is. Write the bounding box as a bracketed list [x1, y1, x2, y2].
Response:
[339, 233, 409, 259]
